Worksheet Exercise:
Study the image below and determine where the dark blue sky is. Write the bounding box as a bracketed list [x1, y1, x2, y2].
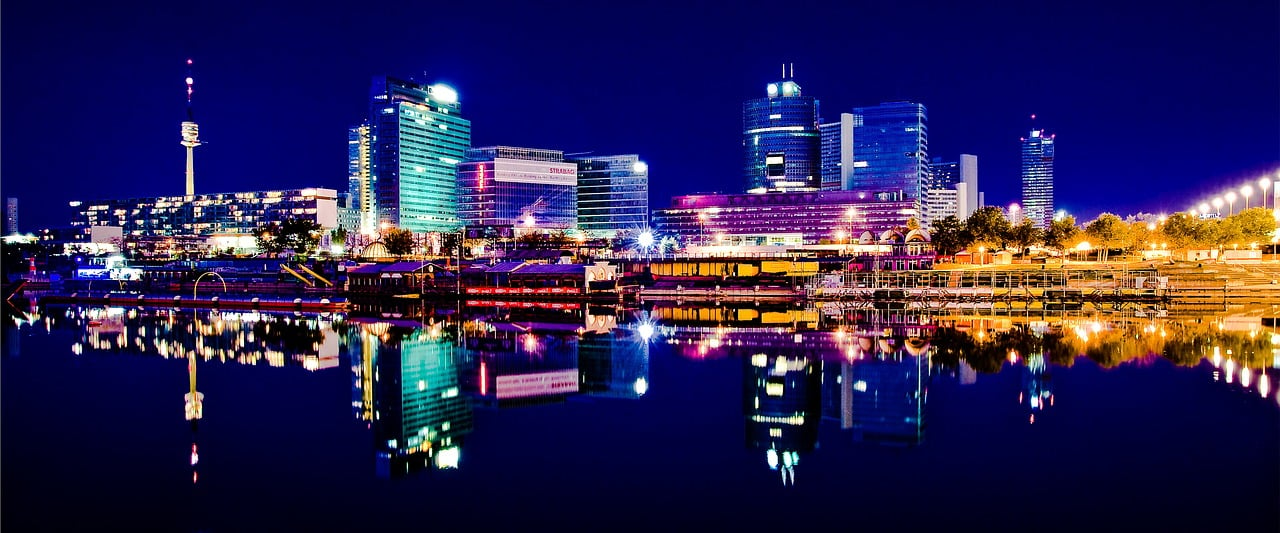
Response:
[3, 0, 1277, 230]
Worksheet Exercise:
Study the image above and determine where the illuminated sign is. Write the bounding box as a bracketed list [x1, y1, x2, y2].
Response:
[495, 369, 579, 399]
[492, 159, 577, 186]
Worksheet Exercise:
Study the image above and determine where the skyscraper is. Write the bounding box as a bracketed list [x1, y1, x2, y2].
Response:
[5, 198, 17, 235]
[925, 154, 979, 223]
[347, 123, 373, 234]
[743, 69, 821, 193]
[571, 154, 649, 238]
[1021, 124, 1055, 229]
[819, 113, 855, 191]
[851, 102, 929, 206]
[455, 146, 578, 231]
[367, 76, 471, 233]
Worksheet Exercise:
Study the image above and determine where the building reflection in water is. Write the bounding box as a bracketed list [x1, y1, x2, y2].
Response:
[745, 353, 819, 486]
[17, 302, 1280, 486]
[363, 322, 473, 481]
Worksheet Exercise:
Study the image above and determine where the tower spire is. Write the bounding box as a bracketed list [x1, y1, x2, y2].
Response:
[181, 59, 201, 196]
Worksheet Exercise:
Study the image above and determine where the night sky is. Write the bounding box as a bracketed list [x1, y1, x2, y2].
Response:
[2, 0, 1277, 231]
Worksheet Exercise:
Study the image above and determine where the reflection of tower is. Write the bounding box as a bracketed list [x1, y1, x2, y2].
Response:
[820, 361, 853, 429]
[745, 354, 820, 486]
[372, 335, 474, 478]
[183, 350, 204, 484]
[1020, 353, 1053, 424]
[850, 350, 927, 445]
[180, 59, 201, 196]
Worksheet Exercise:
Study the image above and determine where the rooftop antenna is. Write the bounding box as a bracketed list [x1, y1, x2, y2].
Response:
[789, 63, 794, 78]
[782, 63, 786, 79]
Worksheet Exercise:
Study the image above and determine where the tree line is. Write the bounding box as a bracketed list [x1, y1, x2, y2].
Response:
[929, 206, 1277, 260]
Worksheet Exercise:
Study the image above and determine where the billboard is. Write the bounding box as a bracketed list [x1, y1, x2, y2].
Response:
[495, 369, 579, 400]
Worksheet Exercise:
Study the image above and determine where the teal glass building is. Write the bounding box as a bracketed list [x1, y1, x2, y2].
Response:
[850, 102, 929, 203]
[570, 154, 649, 238]
[367, 76, 471, 233]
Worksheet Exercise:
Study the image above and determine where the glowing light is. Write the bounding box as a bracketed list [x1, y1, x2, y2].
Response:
[638, 231, 654, 248]
[633, 377, 649, 396]
[632, 161, 648, 174]
[1225, 359, 1235, 384]
[1260, 373, 1271, 398]
[766, 449, 779, 469]
[637, 323, 654, 341]
[1241, 367, 1253, 388]
[435, 446, 460, 469]
[431, 84, 458, 105]
[185, 77, 194, 86]
[523, 215, 535, 227]
[479, 361, 487, 396]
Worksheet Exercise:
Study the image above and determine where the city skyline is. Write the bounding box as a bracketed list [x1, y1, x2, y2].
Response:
[2, 1, 1277, 231]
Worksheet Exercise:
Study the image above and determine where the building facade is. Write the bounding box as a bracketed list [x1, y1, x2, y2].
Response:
[367, 76, 471, 233]
[652, 190, 919, 246]
[5, 197, 16, 235]
[570, 154, 649, 238]
[926, 154, 979, 224]
[456, 146, 578, 231]
[851, 102, 929, 205]
[743, 78, 821, 193]
[72, 188, 339, 238]
[819, 113, 855, 191]
[347, 123, 373, 234]
[1021, 127, 1055, 229]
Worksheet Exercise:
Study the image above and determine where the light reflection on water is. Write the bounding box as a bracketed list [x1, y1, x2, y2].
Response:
[2, 302, 1277, 528]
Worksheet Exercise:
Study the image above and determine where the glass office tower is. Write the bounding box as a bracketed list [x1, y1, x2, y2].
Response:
[368, 76, 471, 233]
[347, 123, 373, 234]
[456, 146, 578, 231]
[819, 113, 855, 191]
[1021, 128, 1055, 229]
[571, 154, 649, 238]
[851, 102, 929, 204]
[743, 77, 820, 193]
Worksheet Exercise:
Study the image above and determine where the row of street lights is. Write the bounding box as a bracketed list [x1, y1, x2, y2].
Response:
[1188, 176, 1273, 218]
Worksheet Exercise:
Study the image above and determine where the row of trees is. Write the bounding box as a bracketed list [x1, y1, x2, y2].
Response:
[929, 206, 1277, 259]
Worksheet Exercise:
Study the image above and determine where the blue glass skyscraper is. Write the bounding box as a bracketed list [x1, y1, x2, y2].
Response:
[1021, 126, 1055, 229]
[851, 102, 929, 204]
[743, 72, 820, 193]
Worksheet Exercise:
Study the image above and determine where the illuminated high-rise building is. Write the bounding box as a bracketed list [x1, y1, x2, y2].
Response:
[819, 113, 855, 191]
[456, 146, 578, 231]
[743, 67, 821, 193]
[366, 76, 471, 233]
[925, 154, 979, 224]
[570, 154, 649, 238]
[5, 197, 17, 235]
[1021, 123, 1055, 229]
[851, 102, 929, 206]
[347, 123, 374, 234]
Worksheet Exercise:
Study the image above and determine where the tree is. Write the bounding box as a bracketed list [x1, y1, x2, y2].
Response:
[1005, 219, 1042, 256]
[1160, 213, 1204, 251]
[549, 230, 570, 248]
[1043, 215, 1080, 255]
[279, 218, 322, 258]
[330, 227, 348, 246]
[929, 215, 971, 256]
[382, 228, 415, 256]
[905, 217, 921, 231]
[965, 206, 1012, 250]
[517, 231, 544, 247]
[1084, 213, 1131, 262]
[1229, 207, 1276, 245]
[254, 222, 285, 257]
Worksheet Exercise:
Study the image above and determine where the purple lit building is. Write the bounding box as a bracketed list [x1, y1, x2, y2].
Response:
[651, 190, 919, 246]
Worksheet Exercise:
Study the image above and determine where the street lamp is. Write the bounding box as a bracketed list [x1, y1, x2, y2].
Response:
[1241, 185, 1253, 210]
[1259, 177, 1272, 210]
[1199, 202, 1210, 215]
[1225, 191, 1238, 216]
[1213, 197, 1224, 216]
[1008, 203, 1021, 223]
